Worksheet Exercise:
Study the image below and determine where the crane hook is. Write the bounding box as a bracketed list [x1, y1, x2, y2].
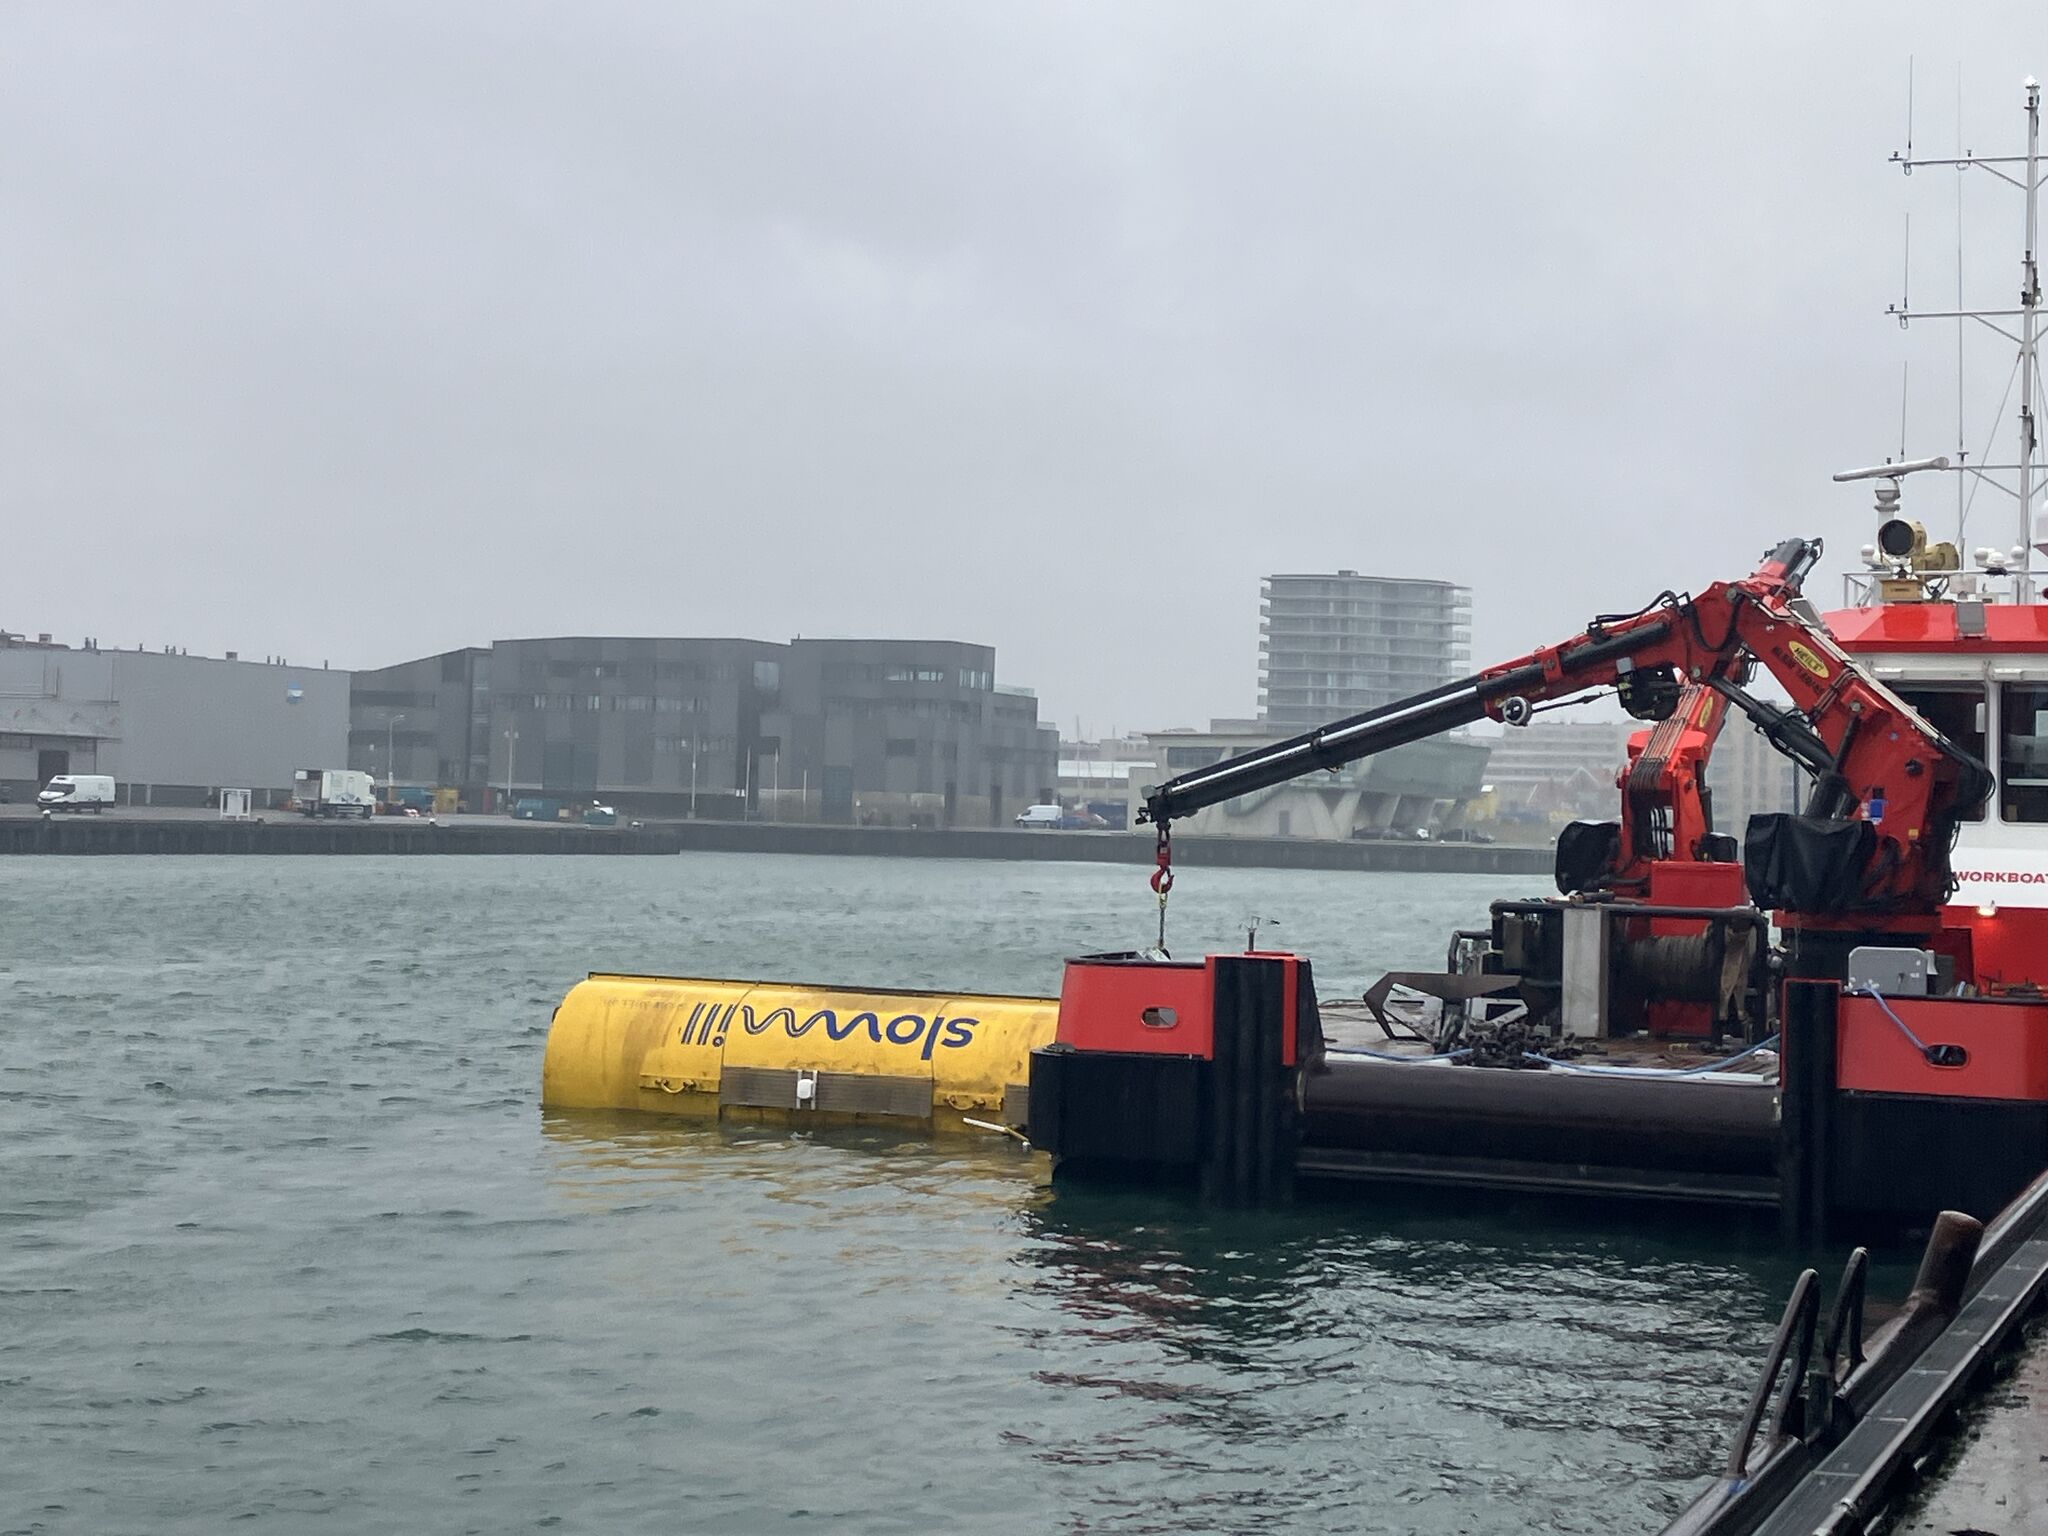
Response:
[1150, 823, 1174, 954]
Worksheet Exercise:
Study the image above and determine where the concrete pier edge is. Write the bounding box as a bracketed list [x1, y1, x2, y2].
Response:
[0, 815, 1556, 872]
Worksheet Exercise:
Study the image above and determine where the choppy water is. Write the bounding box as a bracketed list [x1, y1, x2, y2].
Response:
[2, 854, 1810, 1534]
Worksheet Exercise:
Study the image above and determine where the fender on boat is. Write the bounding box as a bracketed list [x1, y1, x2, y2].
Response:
[542, 973, 1058, 1127]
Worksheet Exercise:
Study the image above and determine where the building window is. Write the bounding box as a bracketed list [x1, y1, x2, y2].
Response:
[1895, 685, 1986, 823]
[885, 738, 920, 758]
[2000, 685, 2048, 823]
[885, 666, 948, 685]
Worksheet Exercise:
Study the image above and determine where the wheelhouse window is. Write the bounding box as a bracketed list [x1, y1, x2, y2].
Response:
[1893, 684, 1986, 822]
[2000, 684, 2048, 823]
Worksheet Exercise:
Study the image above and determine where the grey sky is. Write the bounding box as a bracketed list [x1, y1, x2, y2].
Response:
[3, 3, 2041, 734]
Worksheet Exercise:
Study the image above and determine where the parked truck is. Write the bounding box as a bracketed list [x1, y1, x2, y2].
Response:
[293, 768, 375, 819]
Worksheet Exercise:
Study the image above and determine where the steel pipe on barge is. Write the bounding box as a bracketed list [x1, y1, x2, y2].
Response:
[1298, 1055, 1780, 1207]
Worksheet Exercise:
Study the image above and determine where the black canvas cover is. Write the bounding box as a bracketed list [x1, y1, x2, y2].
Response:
[1554, 819, 1621, 895]
[1744, 813, 1876, 913]
[1698, 832, 1741, 865]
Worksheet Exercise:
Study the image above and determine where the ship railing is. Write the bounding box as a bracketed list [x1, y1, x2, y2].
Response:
[1839, 568, 2047, 608]
[1660, 1171, 2048, 1536]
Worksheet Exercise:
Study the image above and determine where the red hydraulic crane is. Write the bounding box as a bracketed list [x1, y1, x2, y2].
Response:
[1141, 538, 1993, 972]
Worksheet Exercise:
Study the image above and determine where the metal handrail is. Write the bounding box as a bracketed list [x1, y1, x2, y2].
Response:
[1724, 1267, 1821, 1479]
[1822, 1247, 1870, 1377]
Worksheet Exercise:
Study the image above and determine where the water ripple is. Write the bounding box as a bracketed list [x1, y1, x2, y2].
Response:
[1, 854, 1829, 1535]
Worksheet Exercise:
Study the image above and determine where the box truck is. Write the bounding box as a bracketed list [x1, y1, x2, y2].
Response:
[294, 768, 375, 819]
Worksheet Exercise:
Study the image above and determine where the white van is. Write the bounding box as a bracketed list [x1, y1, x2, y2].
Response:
[1014, 804, 1064, 828]
[38, 774, 116, 813]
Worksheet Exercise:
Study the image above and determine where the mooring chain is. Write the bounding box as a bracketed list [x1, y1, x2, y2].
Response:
[1150, 822, 1174, 954]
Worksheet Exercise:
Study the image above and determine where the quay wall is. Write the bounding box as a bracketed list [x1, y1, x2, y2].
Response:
[0, 815, 1555, 872]
[0, 817, 684, 855]
[659, 822, 1554, 874]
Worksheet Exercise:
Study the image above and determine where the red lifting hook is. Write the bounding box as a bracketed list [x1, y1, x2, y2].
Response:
[1150, 826, 1174, 895]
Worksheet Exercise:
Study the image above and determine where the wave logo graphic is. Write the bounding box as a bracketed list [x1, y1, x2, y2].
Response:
[676, 1000, 978, 1060]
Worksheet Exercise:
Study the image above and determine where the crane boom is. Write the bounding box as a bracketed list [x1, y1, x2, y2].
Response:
[1140, 538, 1992, 925]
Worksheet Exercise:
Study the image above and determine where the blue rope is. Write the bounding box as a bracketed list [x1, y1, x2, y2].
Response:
[1519, 1035, 1781, 1078]
[1843, 984, 1930, 1051]
[1325, 1045, 1474, 1063]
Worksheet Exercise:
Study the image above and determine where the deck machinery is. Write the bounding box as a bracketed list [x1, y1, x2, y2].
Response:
[1031, 536, 2048, 1238]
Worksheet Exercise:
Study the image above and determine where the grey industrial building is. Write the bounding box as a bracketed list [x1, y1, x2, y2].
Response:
[3, 623, 1055, 824]
[1259, 570, 1473, 728]
[347, 646, 491, 794]
[0, 634, 348, 805]
[350, 634, 1058, 824]
[767, 638, 1053, 825]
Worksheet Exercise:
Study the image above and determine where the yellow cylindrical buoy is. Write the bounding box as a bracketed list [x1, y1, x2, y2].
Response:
[542, 973, 1058, 1129]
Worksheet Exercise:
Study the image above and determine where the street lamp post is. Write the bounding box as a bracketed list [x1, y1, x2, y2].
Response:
[690, 740, 700, 820]
[504, 727, 518, 811]
[386, 714, 406, 795]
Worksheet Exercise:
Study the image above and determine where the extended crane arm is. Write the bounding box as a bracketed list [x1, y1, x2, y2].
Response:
[1141, 621, 1670, 825]
[1140, 538, 1992, 922]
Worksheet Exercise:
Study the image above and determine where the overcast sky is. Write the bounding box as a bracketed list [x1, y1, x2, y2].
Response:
[3, 3, 2043, 735]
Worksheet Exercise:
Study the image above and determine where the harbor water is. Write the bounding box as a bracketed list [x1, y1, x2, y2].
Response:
[3, 854, 1809, 1534]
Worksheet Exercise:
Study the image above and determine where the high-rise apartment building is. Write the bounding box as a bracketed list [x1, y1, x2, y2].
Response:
[1259, 571, 1472, 728]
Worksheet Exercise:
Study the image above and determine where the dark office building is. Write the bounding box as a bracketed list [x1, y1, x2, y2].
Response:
[767, 639, 1058, 826]
[350, 633, 1056, 822]
[484, 636, 785, 811]
[349, 647, 491, 798]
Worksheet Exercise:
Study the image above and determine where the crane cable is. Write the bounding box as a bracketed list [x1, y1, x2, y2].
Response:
[1150, 823, 1174, 954]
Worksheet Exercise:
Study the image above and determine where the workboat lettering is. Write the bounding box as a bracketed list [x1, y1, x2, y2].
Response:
[675, 999, 977, 1057]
